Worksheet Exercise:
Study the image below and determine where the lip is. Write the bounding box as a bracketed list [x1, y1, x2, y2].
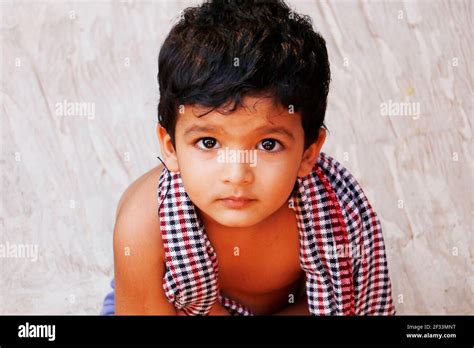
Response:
[219, 196, 256, 209]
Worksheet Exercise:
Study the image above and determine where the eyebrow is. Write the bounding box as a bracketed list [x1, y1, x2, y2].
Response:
[183, 124, 295, 140]
[254, 125, 295, 140]
[183, 125, 226, 137]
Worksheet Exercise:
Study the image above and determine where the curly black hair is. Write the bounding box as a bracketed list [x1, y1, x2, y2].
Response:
[157, 0, 330, 150]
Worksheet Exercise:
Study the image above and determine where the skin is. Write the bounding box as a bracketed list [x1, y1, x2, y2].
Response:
[157, 95, 326, 315]
[115, 95, 326, 315]
[157, 96, 326, 230]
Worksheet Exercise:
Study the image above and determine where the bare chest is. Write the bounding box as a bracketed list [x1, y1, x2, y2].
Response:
[206, 213, 305, 315]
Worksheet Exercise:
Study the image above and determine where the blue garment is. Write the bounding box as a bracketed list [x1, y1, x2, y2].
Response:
[100, 279, 115, 315]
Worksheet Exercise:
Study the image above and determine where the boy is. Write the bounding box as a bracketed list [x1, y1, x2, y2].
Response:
[101, 0, 395, 316]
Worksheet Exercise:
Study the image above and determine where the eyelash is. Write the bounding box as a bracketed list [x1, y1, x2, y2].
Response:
[194, 137, 284, 152]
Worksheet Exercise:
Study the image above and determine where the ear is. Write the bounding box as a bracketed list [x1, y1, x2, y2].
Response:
[297, 127, 327, 178]
[156, 124, 180, 172]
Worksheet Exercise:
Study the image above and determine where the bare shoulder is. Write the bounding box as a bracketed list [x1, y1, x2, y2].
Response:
[114, 163, 164, 258]
[113, 163, 176, 314]
[114, 164, 165, 256]
[116, 164, 165, 219]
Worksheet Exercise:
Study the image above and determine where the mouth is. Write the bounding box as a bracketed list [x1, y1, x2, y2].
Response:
[219, 196, 256, 209]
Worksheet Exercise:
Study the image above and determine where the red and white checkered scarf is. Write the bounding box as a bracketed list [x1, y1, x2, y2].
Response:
[158, 152, 395, 316]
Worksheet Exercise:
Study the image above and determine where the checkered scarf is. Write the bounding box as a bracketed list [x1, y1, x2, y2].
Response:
[158, 152, 395, 316]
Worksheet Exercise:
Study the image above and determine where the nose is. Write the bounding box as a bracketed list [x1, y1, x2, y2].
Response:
[220, 161, 254, 186]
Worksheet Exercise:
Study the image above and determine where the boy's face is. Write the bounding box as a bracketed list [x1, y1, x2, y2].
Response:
[158, 96, 325, 228]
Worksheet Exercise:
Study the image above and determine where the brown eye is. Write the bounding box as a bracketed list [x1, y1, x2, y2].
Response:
[262, 139, 275, 150]
[258, 138, 282, 152]
[196, 137, 220, 150]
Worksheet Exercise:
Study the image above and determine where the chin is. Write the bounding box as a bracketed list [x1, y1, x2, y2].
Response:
[207, 210, 265, 228]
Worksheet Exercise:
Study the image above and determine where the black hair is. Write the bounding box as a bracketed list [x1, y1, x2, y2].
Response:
[157, 0, 331, 150]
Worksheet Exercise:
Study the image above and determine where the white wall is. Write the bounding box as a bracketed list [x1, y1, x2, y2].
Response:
[0, 0, 472, 314]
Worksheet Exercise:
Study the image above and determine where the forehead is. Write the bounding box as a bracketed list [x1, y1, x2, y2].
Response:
[176, 96, 300, 134]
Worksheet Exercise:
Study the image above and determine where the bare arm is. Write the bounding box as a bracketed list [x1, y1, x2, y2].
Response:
[114, 165, 177, 315]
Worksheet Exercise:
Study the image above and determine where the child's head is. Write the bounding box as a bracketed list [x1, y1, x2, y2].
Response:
[157, 0, 330, 227]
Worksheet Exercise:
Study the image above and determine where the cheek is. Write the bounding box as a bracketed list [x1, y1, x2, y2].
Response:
[178, 156, 218, 201]
[254, 160, 299, 197]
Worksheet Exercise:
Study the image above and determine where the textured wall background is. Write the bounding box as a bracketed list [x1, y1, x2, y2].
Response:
[1, 0, 472, 314]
